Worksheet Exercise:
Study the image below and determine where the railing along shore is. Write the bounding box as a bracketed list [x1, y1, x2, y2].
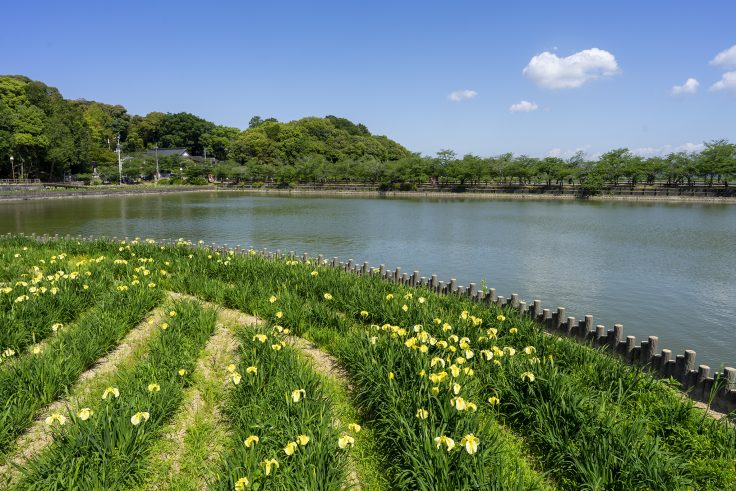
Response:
[11, 231, 736, 415]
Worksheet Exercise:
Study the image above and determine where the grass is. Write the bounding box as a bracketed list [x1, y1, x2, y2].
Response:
[13, 299, 217, 489]
[0, 235, 734, 490]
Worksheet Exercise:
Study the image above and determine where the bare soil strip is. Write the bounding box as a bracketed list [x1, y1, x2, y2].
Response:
[139, 319, 243, 491]
[0, 299, 169, 484]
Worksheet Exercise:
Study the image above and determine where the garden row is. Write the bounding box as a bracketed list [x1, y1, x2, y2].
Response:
[1, 235, 735, 490]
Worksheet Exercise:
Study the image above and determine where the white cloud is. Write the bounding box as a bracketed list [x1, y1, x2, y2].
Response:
[448, 89, 478, 102]
[710, 71, 736, 92]
[631, 143, 705, 156]
[509, 100, 538, 113]
[545, 146, 591, 159]
[670, 78, 699, 95]
[522, 48, 620, 89]
[710, 44, 736, 68]
[675, 142, 705, 153]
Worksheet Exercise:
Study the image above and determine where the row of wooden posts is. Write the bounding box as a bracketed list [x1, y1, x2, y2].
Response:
[13, 232, 736, 415]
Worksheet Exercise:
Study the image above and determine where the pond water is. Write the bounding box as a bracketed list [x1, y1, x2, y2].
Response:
[2, 191, 734, 368]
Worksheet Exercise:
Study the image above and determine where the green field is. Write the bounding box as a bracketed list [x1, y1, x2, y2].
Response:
[0, 235, 734, 490]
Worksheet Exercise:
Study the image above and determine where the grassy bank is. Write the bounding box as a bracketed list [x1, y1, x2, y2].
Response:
[0, 235, 734, 490]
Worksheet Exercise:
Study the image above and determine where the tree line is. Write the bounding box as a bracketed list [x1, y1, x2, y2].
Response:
[1, 75, 734, 189]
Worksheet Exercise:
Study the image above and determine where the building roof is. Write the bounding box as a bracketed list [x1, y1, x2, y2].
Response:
[145, 147, 189, 157]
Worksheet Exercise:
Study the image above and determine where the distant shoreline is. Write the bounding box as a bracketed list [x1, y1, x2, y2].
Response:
[1, 185, 735, 204]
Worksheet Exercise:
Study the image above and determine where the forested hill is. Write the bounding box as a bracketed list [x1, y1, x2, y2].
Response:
[0, 75, 412, 180]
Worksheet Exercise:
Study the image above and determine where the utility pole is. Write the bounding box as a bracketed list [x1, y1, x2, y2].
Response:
[155, 145, 160, 182]
[116, 134, 122, 185]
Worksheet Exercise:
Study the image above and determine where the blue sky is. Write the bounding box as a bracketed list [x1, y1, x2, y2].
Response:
[2, 0, 735, 158]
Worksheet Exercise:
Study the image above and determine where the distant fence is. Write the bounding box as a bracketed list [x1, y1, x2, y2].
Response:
[0, 179, 41, 185]
[11, 232, 736, 415]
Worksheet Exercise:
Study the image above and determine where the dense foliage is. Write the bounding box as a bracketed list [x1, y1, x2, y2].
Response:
[1, 75, 734, 189]
[0, 75, 410, 180]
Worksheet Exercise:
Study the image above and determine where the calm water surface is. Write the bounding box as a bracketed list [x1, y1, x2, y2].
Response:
[2, 192, 734, 367]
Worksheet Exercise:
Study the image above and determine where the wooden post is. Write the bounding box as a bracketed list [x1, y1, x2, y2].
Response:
[566, 316, 576, 336]
[457, 286, 465, 295]
[401, 273, 409, 285]
[625, 336, 636, 361]
[379, 264, 385, 276]
[661, 349, 673, 376]
[412, 271, 419, 287]
[533, 300, 542, 320]
[697, 365, 711, 399]
[420, 276, 426, 286]
[449, 279, 457, 293]
[723, 367, 736, 391]
[362, 261, 369, 274]
[645, 336, 658, 364]
[595, 325, 606, 345]
[438, 281, 445, 294]
[674, 354, 686, 382]
[318, 254, 324, 265]
[332, 257, 338, 267]
[469, 283, 478, 298]
[518, 301, 527, 316]
[430, 274, 437, 289]
[510, 293, 519, 309]
[394, 267, 401, 282]
[544, 310, 552, 331]
[684, 350, 696, 383]
[555, 307, 565, 331]
[584, 315, 594, 339]
[489, 288, 497, 303]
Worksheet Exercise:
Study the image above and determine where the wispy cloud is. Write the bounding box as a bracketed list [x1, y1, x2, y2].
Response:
[710, 71, 736, 92]
[710, 44, 736, 69]
[448, 89, 478, 102]
[670, 78, 699, 95]
[509, 100, 538, 112]
[523, 48, 620, 89]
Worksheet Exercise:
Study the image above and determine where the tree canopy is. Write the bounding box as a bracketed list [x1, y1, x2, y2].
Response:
[0, 74, 734, 188]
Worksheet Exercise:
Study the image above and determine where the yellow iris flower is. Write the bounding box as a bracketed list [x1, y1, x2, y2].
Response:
[261, 458, 279, 476]
[284, 441, 298, 456]
[102, 386, 120, 400]
[296, 434, 310, 446]
[234, 476, 250, 490]
[45, 413, 67, 426]
[148, 383, 161, 393]
[246, 366, 257, 374]
[77, 407, 93, 420]
[269, 295, 277, 303]
[324, 293, 333, 300]
[253, 334, 267, 343]
[291, 389, 306, 402]
[348, 423, 362, 433]
[434, 435, 455, 452]
[521, 371, 536, 382]
[338, 434, 355, 449]
[460, 434, 480, 455]
[416, 408, 429, 419]
[244, 435, 260, 448]
[131, 411, 150, 426]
